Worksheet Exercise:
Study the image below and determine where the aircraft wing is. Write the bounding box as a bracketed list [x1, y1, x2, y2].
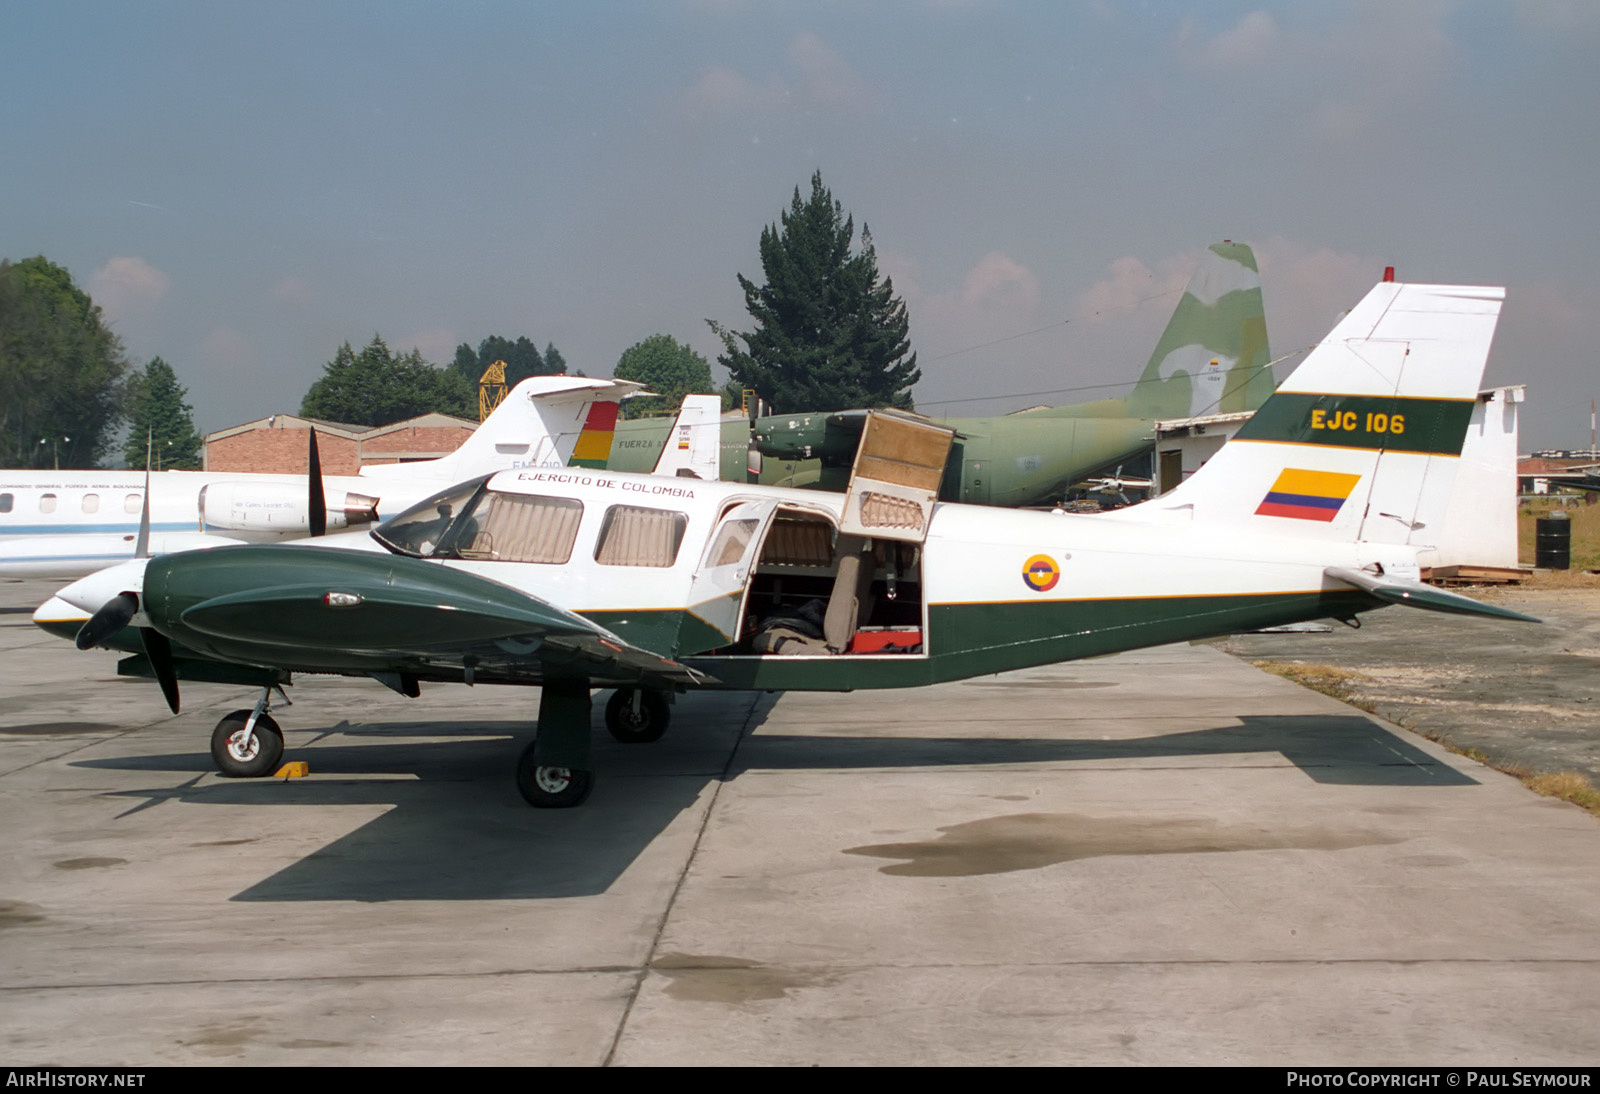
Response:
[173, 576, 710, 688]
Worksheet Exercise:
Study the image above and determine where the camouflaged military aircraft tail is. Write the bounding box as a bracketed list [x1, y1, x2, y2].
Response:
[1041, 240, 1273, 424]
[1125, 240, 1274, 419]
[744, 242, 1277, 507]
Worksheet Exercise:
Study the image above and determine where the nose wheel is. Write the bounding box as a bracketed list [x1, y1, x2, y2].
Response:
[209, 685, 290, 777]
[211, 710, 285, 777]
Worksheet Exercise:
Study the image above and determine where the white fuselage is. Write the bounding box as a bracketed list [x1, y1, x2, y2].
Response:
[0, 468, 410, 578]
[409, 466, 1378, 638]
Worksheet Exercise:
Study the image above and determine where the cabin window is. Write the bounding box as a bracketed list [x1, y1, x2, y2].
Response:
[455, 493, 584, 564]
[707, 519, 761, 567]
[0, 493, 11, 513]
[82, 493, 99, 514]
[594, 506, 688, 567]
[124, 493, 142, 513]
[39, 493, 56, 514]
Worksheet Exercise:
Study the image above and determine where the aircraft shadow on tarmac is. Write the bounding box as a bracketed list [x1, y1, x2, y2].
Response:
[70, 701, 1475, 903]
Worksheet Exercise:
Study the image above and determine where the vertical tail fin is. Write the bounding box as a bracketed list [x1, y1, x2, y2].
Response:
[1136, 281, 1505, 547]
[360, 376, 645, 482]
[651, 394, 724, 479]
[1125, 241, 1273, 420]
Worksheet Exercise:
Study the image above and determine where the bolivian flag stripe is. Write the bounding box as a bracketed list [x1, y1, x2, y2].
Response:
[1256, 468, 1361, 522]
[570, 402, 619, 466]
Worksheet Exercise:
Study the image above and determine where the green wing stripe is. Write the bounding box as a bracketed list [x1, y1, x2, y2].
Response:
[1235, 393, 1475, 455]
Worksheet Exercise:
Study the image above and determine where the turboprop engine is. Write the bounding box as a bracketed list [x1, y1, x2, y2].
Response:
[199, 482, 379, 533]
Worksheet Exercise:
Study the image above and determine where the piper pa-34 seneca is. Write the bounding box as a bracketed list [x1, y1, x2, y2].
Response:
[46, 280, 1535, 808]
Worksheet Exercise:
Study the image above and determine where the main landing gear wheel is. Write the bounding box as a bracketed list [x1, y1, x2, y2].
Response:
[604, 688, 670, 744]
[515, 741, 594, 808]
[211, 710, 285, 778]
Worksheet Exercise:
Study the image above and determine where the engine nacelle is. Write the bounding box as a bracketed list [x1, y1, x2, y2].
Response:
[199, 482, 379, 533]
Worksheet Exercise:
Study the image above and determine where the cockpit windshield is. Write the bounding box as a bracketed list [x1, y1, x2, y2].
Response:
[373, 476, 588, 564]
[371, 476, 492, 559]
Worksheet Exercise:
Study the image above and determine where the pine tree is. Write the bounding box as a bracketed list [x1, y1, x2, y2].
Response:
[709, 172, 919, 413]
[122, 357, 201, 469]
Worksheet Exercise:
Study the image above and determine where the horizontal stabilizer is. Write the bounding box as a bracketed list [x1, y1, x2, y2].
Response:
[1324, 567, 1540, 623]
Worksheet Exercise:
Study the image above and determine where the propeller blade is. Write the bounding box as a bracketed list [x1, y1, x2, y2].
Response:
[140, 627, 181, 714]
[76, 591, 139, 651]
[307, 428, 327, 537]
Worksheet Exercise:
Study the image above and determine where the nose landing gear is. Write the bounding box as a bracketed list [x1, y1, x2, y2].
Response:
[210, 685, 291, 777]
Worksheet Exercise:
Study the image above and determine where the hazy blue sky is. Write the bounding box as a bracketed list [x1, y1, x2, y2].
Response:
[4, 1, 1597, 448]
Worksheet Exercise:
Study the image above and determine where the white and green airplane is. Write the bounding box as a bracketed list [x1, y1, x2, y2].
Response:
[45, 278, 1532, 808]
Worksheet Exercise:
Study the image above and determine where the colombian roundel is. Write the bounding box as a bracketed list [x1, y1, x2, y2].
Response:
[1022, 554, 1060, 593]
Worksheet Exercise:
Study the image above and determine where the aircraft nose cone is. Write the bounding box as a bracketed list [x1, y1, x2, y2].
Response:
[55, 558, 150, 616]
[32, 595, 90, 642]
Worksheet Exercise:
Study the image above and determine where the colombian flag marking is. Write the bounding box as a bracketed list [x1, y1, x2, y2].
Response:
[1022, 554, 1060, 592]
[1255, 468, 1361, 522]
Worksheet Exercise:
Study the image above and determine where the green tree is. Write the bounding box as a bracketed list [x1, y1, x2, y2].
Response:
[612, 334, 716, 419]
[0, 256, 129, 467]
[447, 335, 568, 389]
[300, 335, 473, 426]
[122, 357, 201, 469]
[709, 172, 920, 414]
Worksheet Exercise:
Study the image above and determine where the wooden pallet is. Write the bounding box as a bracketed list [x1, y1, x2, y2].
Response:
[1422, 565, 1531, 586]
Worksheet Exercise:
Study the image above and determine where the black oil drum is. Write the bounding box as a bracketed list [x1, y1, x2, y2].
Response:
[1536, 512, 1571, 570]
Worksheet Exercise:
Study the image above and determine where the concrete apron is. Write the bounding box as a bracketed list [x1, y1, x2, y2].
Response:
[1, 577, 1597, 1065]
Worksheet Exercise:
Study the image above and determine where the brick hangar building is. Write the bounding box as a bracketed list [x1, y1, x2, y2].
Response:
[202, 412, 477, 475]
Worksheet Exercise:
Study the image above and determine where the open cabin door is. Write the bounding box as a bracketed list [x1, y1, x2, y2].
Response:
[840, 411, 957, 544]
[682, 499, 780, 654]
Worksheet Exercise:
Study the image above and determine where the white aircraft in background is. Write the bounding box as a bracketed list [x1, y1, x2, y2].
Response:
[0, 376, 700, 579]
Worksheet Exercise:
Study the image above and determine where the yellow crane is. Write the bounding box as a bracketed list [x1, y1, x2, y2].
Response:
[478, 360, 508, 422]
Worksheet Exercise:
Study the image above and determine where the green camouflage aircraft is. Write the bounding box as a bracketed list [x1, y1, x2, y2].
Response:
[603, 241, 1274, 506]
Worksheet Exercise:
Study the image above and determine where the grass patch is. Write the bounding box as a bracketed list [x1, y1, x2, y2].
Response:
[1525, 771, 1600, 815]
[1249, 660, 1376, 712]
[1251, 660, 1600, 820]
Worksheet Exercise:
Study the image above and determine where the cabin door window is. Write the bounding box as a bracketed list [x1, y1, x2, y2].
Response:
[682, 499, 779, 653]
